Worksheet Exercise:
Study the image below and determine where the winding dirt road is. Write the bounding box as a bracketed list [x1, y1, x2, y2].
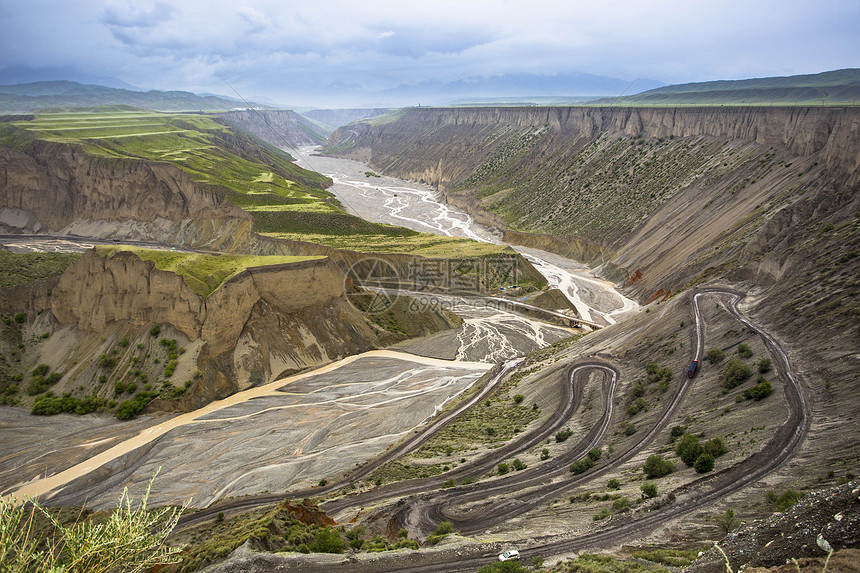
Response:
[264, 287, 811, 572]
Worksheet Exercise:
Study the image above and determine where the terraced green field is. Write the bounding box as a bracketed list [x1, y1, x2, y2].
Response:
[2, 111, 503, 257]
[97, 246, 324, 297]
[267, 231, 512, 257]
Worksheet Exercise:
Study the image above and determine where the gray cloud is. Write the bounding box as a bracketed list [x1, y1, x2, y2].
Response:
[0, 0, 857, 106]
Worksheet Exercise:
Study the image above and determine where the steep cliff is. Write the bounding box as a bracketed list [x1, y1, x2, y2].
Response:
[0, 247, 466, 412]
[217, 110, 327, 148]
[325, 106, 859, 297]
[0, 140, 253, 250]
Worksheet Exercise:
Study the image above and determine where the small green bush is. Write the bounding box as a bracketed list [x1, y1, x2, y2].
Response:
[669, 425, 687, 442]
[612, 496, 631, 511]
[694, 453, 715, 473]
[32, 364, 50, 378]
[149, 325, 161, 337]
[497, 462, 509, 475]
[744, 379, 773, 400]
[707, 348, 726, 363]
[640, 482, 658, 499]
[512, 458, 527, 471]
[766, 489, 804, 511]
[643, 454, 675, 479]
[512, 394, 524, 404]
[607, 478, 621, 490]
[676, 434, 704, 466]
[758, 358, 772, 373]
[626, 397, 650, 416]
[540, 448, 550, 460]
[570, 458, 594, 475]
[14, 312, 26, 324]
[309, 527, 345, 553]
[703, 437, 728, 457]
[721, 359, 752, 390]
[737, 343, 753, 359]
[555, 427, 573, 442]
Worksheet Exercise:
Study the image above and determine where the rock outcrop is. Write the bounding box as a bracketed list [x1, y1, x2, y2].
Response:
[0, 140, 252, 250]
[217, 109, 327, 147]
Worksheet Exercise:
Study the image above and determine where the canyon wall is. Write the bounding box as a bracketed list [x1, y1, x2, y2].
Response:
[217, 109, 327, 147]
[0, 140, 253, 251]
[326, 106, 860, 299]
[0, 250, 380, 409]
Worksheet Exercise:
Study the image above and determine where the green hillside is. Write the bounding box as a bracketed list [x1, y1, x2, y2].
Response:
[590, 69, 860, 106]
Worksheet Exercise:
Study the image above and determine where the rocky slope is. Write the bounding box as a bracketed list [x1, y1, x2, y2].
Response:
[0, 248, 460, 412]
[324, 105, 860, 501]
[0, 139, 255, 250]
[217, 109, 327, 148]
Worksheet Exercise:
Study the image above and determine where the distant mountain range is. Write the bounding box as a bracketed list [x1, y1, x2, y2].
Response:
[375, 73, 664, 105]
[590, 68, 860, 106]
[1, 69, 857, 115]
[0, 81, 263, 113]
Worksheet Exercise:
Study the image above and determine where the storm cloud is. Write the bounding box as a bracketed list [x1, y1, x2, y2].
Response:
[1, 0, 857, 107]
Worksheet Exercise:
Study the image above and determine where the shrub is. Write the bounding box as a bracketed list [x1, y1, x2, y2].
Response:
[622, 422, 637, 436]
[114, 382, 126, 395]
[676, 433, 704, 466]
[555, 427, 573, 443]
[497, 462, 509, 475]
[704, 437, 728, 457]
[150, 325, 161, 337]
[721, 359, 752, 390]
[713, 508, 740, 534]
[512, 394, 524, 404]
[570, 458, 594, 475]
[540, 448, 550, 460]
[98, 354, 116, 370]
[32, 364, 50, 378]
[758, 358, 772, 373]
[744, 379, 773, 400]
[707, 348, 725, 363]
[640, 482, 658, 499]
[737, 343, 753, 359]
[612, 496, 631, 511]
[626, 397, 650, 416]
[434, 521, 453, 535]
[694, 453, 715, 473]
[309, 527, 345, 553]
[14, 312, 26, 324]
[593, 508, 611, 521]
[766, 489, 804, 511]
[442, 478, 456, 488]
[670, 425, 687, 442]
[512, 458, 527, 471]
[607, 478, 621, 490]
[643, 454, 675, 478]
[0, 472, 184, 572]
[587, 448, 603, 463]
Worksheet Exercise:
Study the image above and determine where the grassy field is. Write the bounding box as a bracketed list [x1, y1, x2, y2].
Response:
[265, 230, 513, 257]
[97, 246, 324, 297]
[0, 252, 82, 288]
[1, 110, 507, 258]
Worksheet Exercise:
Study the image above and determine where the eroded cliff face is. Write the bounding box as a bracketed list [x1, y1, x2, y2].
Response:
[2, 250, 382, 410]
[0, 140, 252, 250]
[217, 110, 326, 147]
[326, 106, 860, 299]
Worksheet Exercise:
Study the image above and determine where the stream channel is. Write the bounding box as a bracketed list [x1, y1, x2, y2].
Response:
[1, 149, 638, 510]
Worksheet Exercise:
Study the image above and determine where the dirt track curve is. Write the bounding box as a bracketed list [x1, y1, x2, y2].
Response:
[256, 287, 811, 572]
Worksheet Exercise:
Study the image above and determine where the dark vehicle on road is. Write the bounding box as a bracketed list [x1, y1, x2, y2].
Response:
[687, 360, 699, 378]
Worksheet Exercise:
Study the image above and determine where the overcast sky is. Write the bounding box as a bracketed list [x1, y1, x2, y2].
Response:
[1, 0, 858, 106]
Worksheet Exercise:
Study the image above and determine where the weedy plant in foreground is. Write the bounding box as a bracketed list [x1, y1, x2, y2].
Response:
[0, 470, 186, 573]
